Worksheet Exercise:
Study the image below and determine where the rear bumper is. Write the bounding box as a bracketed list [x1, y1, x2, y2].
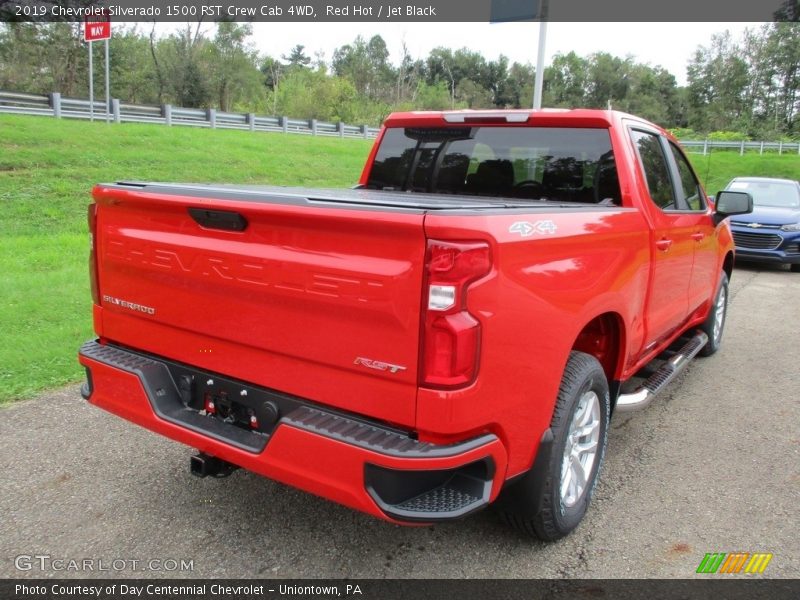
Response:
[78, 340, 507, 524]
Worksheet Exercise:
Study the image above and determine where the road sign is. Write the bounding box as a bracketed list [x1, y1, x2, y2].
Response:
[84, 12, 112, 123]
[489, 0, 542, 22]
[84, 15, 111, 42]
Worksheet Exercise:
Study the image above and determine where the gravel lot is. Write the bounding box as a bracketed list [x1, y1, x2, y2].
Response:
[1, 264, 798, 579]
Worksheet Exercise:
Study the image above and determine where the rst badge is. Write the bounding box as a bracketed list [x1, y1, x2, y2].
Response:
[353, 357, 407, 374]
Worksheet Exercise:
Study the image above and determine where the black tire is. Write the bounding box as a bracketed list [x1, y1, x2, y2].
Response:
[698, 272, 729, 357]
[496, 351, 610, 541]
[790, 264, 800, 273]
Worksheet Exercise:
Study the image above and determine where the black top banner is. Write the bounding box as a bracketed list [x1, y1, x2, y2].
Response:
[1, 0, 798, 22]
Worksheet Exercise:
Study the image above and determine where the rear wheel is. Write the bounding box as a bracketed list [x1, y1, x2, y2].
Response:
[699, 272, 729, 357]
[497, 351, 609, 541]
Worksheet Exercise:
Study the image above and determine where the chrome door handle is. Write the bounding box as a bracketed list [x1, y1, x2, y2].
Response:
[655, 239, 673, 251]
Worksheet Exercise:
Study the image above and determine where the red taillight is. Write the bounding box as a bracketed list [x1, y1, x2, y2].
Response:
[420, 240, 491, 389]
[87, 203, 100, 305]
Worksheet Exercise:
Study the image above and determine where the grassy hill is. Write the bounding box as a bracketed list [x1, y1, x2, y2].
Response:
[0, 114, 372, 403]
[1, 113, 798, 403]
[687, 150, 800, 196]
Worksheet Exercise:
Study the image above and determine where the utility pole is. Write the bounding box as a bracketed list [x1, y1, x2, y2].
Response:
[533, 0, 549, 109]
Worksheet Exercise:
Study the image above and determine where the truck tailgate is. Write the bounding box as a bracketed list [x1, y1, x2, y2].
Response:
[92, 183, 427, 428]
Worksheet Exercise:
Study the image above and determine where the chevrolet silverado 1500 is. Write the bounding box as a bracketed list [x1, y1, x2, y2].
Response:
[78, 109, 752, 540]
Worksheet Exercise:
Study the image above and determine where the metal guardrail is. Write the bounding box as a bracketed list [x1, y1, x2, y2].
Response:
[1, 91, 798, 153]
[0, 90, 381, 140]
[681, 139, 800, 156]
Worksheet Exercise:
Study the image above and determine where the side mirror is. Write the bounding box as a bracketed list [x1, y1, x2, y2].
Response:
[713, 190, 753, 225]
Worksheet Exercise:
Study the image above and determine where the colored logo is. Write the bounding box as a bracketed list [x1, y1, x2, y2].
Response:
[696, 552, 773, 574]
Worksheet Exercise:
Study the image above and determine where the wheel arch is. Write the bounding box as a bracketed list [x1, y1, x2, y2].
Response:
[570, 311, 626, 385]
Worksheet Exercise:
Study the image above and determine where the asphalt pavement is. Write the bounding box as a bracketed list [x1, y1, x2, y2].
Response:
[1, 264, 798, 579]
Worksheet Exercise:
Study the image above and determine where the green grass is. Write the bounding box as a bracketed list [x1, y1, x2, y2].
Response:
[1, 114, 798, 404]
[0, 114, 372, 403]
[686, 150, 800, 196]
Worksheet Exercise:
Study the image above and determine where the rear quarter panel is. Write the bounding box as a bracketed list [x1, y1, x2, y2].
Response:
[420, 208, 650, 476]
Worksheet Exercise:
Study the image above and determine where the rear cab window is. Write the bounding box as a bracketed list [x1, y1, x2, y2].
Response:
[367, 126, 621, 205]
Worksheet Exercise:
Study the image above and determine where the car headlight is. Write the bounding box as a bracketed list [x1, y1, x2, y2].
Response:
[780, 223, 800, 232]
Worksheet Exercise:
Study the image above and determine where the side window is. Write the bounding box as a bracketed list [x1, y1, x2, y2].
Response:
[630, 130, 676, 211]
[669, 143, 705, 211]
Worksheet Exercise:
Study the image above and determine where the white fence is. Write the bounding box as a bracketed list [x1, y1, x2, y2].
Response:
[0, 91, 381, 139]
[1, 90, 799, 153]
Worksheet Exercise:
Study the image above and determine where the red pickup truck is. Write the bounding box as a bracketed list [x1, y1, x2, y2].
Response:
[78, 109, 752, 540]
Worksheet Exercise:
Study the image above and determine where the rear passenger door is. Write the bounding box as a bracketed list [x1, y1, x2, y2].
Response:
[629, 128, 696, 348]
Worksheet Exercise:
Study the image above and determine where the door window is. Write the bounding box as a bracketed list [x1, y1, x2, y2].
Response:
[630, 130, 676, 211]
[668, 143, 705, 211]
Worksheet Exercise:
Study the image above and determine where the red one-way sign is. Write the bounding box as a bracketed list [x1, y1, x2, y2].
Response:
[84, 16, 111, 42]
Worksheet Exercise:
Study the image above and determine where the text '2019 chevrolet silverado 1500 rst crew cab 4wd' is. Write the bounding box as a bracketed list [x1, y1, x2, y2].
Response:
[78, 109, 752, 540]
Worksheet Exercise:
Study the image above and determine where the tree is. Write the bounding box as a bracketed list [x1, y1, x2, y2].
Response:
[0, 23, 49, 93]
[4, 22, 795, 134]
[332, 35, 394, 101]
[425, 47, 457, 107]
[585, 52, 631, 109]
[282, 44, 311, 69]
[394, 40, 423, 104]
[686, 31, 750, 132]
[162, 24, 211, 108]
[415, 81, 460, 110]
[0, 23, 86, 96]
[457, 78, 493, 108]
[482, 55, 509, 106]
[272, 66, 358, 122]
[504, 62, 535, 108]
[109, 25, 159, 104]
[544, 52, 588, 108]
[260, 55, 285, 114]
[764, 23, 799, 136]
[209, 22, 260, 111]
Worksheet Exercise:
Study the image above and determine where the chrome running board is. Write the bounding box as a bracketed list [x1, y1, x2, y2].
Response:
[615, 331, 709, 413]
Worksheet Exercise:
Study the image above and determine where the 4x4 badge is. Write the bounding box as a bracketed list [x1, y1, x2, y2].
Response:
[509, 220, 557, 237]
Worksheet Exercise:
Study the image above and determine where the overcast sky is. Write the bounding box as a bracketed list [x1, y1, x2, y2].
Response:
[154, 21, 766, 86]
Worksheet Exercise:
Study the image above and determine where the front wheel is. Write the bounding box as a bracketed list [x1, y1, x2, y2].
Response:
[790, 264, 800, 273]
[497, 351, 610, 541]
[698, 272, 729, 357]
